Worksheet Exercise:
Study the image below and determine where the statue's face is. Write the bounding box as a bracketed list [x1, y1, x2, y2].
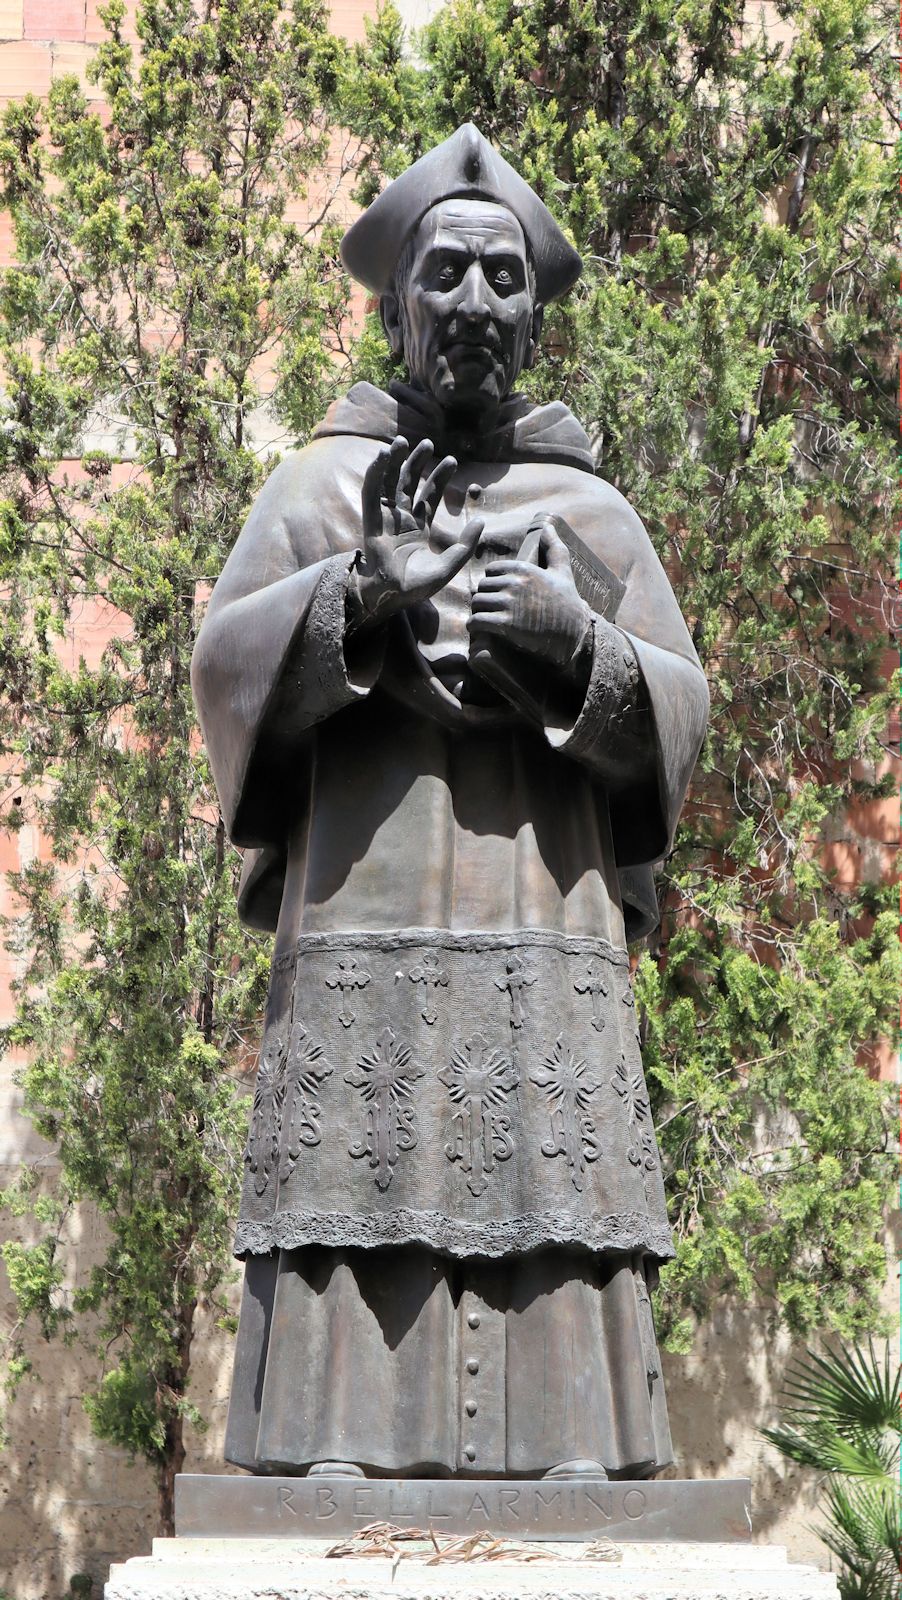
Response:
[383, 199, 542, 418]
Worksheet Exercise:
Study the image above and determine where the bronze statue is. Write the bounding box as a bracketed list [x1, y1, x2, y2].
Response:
[191, 124, 709, 1483]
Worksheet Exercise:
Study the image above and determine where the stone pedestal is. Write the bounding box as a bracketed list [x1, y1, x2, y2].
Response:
[106, 1537, 840, 1599]
[173, 1473, 754, 1543]
[104, 1475, 839, 1600]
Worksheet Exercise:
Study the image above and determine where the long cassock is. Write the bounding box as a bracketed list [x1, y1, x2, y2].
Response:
[191, 379, 709, 1480]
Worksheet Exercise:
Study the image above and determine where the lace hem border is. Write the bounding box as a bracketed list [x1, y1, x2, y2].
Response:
[233, 1208, 674, 1262]
[273, 927, 630, 973]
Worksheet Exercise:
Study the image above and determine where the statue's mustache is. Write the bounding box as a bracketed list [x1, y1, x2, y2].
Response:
[441, 330, 504, 357]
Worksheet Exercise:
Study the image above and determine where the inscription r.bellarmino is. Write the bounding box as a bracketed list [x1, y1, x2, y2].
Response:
[277, 1481, 649, 1525]
[174, 1473, 752, 1543]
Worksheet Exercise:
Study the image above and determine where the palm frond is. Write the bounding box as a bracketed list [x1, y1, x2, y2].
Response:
[762, 1342, 901, 1600]
[762, 1423, 897, 1479]
[836, 1559, 900, 1600]
[822, 1479, 901, 1562]
[760, 1422, 828, 1470]
[778, 1342, 901, 1440]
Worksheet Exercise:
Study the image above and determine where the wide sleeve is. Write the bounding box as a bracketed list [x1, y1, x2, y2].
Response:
[544, 490, 709, 872]
[191, 443, 383, 849]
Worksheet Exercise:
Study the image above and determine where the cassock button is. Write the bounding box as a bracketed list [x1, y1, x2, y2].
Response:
[466, 1358, 479, 1374]
[465, 1400, 477, 1416]
[464, 1445, 476, 1461]
[467, 1312, 480, 1329]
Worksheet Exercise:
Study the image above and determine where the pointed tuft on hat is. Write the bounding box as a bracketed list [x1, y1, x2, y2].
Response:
[340, 124, 582, 305]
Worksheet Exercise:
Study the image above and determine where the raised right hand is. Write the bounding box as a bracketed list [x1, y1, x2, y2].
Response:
[349, 435, 484, 625]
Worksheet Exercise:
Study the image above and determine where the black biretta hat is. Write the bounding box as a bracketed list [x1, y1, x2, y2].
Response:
[340, 124, 582, 305]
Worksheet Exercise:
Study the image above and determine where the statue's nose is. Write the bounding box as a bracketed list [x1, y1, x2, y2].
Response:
[458, 263, 491, 321]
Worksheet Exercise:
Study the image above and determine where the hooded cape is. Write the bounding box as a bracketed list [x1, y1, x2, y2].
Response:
[202, 382, 707, 945]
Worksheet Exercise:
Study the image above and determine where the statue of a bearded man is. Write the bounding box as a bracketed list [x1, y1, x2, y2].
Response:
[191, 124, 709, 1482]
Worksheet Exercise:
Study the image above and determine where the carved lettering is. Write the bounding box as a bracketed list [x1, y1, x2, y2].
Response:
[277, 1485, 297, 1517]
[498, 1487, 521, 1520]
[583, 1486, 613, 1521]
[353, 1488, 374, 1519]
[425, 1488, 452, 1522]
[533, 1486, 563, 1518]
[315, 1487, 337, 1519]
[623, 1487, 647, 1520]
[466, 1492, 492, 1521]
[387, 1488, 417, 1524]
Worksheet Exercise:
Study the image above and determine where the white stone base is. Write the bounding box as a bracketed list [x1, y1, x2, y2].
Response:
[106, 1537, 840, 1599]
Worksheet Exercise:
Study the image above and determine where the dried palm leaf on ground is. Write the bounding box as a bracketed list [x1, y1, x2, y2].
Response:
[423, 1531, 550, 1563]
[324, 1522, 433, 1558]
[582, 1539, 622, 1562]
[325, 1523, 622, 1565]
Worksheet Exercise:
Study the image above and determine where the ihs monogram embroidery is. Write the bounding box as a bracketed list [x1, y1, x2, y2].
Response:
[345, 1026, 424, 1191]
[611, 1053, 657, 1172]
[573, 957, 609, 1031]
[245, 1021, 332, 1194]
[530, 1036, 603, 1192]
[325, 955, 371, 1028]
[408, 950, 449, 1025]
[277, 1022, 333, 1184]
[439, 1033, 519, 1196]
[244, 1029, 285, 1196]
[495, 952, 536, 1029]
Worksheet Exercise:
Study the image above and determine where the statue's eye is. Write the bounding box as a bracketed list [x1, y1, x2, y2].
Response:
[437, 263, 458, 284]
[494, 269, 513, 287]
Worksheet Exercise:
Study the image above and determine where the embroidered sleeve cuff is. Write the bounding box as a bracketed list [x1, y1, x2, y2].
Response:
[544, 616, 640, 763]
[302, 552, 386, 721]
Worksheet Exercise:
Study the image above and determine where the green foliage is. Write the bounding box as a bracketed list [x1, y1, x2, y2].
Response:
[762, 1343, 901, 1599]
[340, 0, 899, 1342]
[0, 0, 353, 1528]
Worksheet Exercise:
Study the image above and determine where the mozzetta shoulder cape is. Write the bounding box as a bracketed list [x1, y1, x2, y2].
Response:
[191, 381, 709, 1266]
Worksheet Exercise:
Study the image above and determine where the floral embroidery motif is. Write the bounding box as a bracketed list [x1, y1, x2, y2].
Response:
[408, 950, 449, 1025]
[495, 952, 536, 1029]
[245, 1022, 333, 1195]
[244, 1029, 286, 1196]
[439, 1033, 519, 1197]
[529, 1036, 602, 1192]
[345, 1026, 424, 1191]
[611, 1053, 657, 1172]
[325, 955, 371, 1028]
[573, 957, 609, 1031]
[277, 1022, 333, 1184]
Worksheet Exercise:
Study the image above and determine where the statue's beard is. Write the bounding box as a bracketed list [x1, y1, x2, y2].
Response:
[402, 346, 521, 421]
